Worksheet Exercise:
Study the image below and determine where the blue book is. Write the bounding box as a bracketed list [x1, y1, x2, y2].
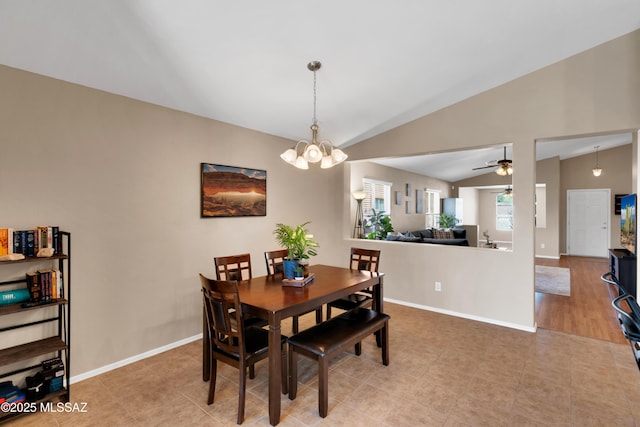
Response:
[13, 231, 22, 254]
[25, 230, 35, 257]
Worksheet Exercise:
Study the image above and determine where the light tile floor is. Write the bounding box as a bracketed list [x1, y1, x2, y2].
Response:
[5, 303, 640, 426]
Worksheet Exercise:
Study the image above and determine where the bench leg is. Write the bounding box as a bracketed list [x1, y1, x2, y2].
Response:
[355, 341, 362, 356]
[288, 347, 298, 400]
[281, 343, 288, 395]
[319, 358, 329, 418]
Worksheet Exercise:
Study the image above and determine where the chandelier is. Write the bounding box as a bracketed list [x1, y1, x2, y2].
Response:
[280, 61, 347, 169]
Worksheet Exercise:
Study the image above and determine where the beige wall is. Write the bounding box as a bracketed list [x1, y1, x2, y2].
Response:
[535, 156, 561, 257]
[477, 188, 512, 245]
[344, 29, 640, 329]
[349, 161, 452, 233]
[0, 64, 347, 377]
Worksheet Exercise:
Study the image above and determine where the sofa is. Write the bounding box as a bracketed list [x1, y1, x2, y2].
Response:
[386, 228, 469, 246]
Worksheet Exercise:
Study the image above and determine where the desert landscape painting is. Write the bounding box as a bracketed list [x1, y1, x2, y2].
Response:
[201, 163, 266, 217]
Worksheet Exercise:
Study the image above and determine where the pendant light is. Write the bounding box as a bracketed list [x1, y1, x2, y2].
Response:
[592, 145, 603, 177]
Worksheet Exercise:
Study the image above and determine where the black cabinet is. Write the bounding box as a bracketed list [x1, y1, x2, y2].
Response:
[610, 248, 637, 296]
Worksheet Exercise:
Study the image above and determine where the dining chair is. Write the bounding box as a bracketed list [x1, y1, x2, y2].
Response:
[214, 253, 253, 281]
[214, 253, 268, 329]
[325, 248, 381, 319]
[200, 274, 287, 425]
[264, 249, 323, 333]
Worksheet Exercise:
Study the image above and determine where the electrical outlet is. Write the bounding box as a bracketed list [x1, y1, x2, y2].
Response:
[541, 243, 545, 249]
[435, 281, 442, 292]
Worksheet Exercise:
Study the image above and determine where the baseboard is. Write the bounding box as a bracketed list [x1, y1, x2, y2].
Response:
[535, 254, 561, 259]
[384, 298, 537, 333]
[70, 333, 203, 384]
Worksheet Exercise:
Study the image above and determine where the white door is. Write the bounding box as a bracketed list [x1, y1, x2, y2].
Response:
[567, 189, 610, 257]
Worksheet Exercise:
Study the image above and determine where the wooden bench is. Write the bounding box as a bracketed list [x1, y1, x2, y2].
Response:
[287, 307, 390, 418]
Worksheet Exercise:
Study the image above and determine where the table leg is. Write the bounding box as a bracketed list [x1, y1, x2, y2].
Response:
[377, 274, 384, 313]
[374, 275, 384, 347]
[268, 315, 282, 426]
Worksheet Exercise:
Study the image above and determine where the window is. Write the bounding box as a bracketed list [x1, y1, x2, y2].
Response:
[362, 179, 391, 217]
[425, 188, 441, 228]
[496, 193, 513, 230]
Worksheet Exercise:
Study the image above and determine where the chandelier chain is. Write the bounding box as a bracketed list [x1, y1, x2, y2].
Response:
[312, 68, 317, 125]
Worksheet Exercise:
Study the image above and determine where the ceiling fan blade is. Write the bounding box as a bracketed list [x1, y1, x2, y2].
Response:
[472, 165, 497, 171]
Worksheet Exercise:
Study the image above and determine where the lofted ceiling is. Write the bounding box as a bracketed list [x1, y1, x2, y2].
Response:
[372, 132, 634, 182]
[1, 1, 639, 160]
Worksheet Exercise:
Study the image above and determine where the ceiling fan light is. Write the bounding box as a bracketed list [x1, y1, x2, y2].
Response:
[496, 167, 507, 176]
[592, 167, 602, 177]
[507, 165, 513, 175]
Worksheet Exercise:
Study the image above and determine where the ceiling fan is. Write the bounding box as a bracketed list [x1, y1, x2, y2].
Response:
[472, 146, 513, 176]
[492, 185, 513, 197]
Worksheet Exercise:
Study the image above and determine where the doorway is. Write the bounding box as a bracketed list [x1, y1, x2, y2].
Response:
[566, 189, 610, 257]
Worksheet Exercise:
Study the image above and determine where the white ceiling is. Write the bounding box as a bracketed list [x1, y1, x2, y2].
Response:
[372, 132, 634, 182]
[1, 1, 639, 159]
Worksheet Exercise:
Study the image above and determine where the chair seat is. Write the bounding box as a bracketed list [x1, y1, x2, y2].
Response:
[244, 316, 269, 329]
[214, 327, 285, 360]
[328, 293, 372, 311]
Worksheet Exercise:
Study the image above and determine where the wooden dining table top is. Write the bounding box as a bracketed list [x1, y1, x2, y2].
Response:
[235, 264, 383, 319]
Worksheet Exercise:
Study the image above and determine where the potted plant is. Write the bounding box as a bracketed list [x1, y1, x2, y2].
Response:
[273, 222, 319, 279]
[438, 213, 459, 229]
[365, 209, 394, 240]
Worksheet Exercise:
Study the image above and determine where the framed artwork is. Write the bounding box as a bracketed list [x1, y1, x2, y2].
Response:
[405, 183, 412, 197]
[416, 190, 423, 214]
[395, 191, 402, 205]
[405, 201, 413, 214]
[200, 163, 267, 217]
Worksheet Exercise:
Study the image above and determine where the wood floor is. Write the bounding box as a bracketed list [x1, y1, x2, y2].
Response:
[535, 255, 627, 344]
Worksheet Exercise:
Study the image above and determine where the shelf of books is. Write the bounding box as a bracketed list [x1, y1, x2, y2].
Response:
[0, 228, 70, 421]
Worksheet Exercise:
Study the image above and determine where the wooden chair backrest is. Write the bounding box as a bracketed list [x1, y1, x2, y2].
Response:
[264, 249, 288, 278]
[350, 248, 381, 273]
[214, 253, 252, 281]
[200, 274, 245, 357]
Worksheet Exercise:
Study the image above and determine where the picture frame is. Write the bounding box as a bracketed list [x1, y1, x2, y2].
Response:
[200, 163, 267, 217]
[405, 201, 413, 214]
[395, 191, 402, 205]
[415, 189, 423, 214]
[405, 183, 412, 197]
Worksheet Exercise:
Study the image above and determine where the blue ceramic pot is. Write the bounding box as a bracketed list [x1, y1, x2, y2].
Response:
[283, 259, 299, 280]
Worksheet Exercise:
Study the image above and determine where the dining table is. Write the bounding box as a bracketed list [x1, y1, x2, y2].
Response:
[202, 263, 385, 425]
